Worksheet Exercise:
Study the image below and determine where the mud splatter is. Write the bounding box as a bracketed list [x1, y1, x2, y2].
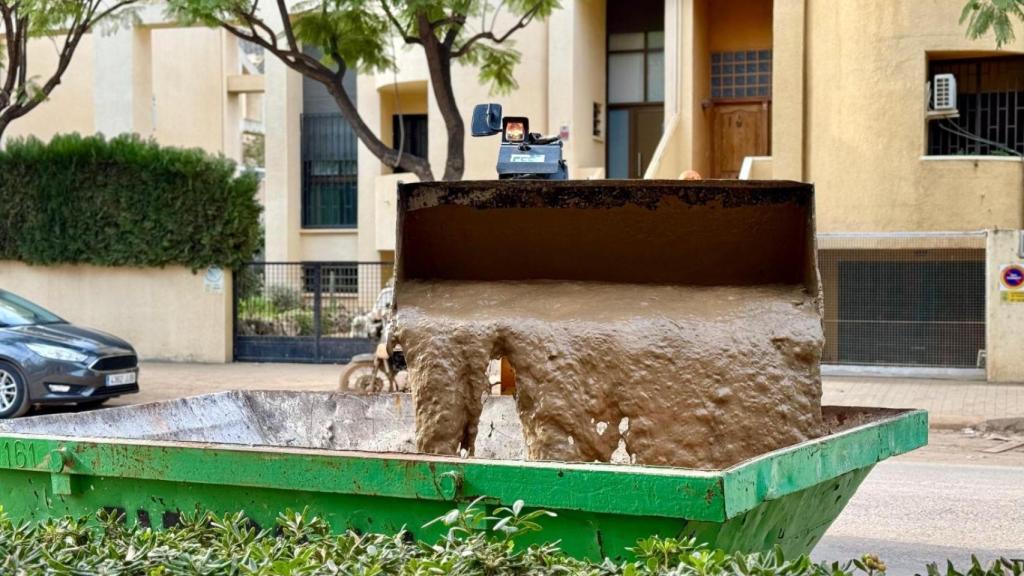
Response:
[396, 280, 824, 470]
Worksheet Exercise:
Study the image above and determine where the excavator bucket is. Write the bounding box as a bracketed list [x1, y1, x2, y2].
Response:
[394, 179, 826, 470]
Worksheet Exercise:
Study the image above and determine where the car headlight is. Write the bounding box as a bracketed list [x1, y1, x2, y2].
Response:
[25, 343, 88, 363]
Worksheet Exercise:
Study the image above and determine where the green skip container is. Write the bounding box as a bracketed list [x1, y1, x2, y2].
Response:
[0, 391, 925, 559]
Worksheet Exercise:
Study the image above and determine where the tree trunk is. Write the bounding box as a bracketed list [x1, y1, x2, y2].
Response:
[418, 14, 465, 182]
[320, 72, 435, 182]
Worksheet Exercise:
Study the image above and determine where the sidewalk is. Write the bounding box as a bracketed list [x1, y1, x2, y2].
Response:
[108, 363, 1024, 429]
[822, 376, 1024, 429]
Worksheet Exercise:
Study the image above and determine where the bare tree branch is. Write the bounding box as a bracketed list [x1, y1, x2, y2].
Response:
[211, 3, 434, 179]
[275, 0, 298, 51]
[15, 16, 30, 95]
[238, 8, 282, 50]
[379, 0, 420, 45]
[89, 0, 140, 26]
[0, 0, 143, 134]
[451, 1, 542, 57]
[0, 4, 18, 103]
[441, 13, 465, 49]
[489, 0, 506, 32]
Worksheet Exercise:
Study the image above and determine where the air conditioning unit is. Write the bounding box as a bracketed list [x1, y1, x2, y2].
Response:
[931, 73, 957, 111]
[925, 73, 959, 121]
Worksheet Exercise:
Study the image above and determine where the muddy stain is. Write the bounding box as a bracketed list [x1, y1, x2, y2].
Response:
[396, 280, 823, 469]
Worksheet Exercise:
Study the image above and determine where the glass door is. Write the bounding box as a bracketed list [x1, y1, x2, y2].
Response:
[606, 28, 664, 178]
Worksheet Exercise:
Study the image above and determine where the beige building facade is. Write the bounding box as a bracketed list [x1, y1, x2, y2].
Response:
[263, 0, 1023, 256]
[2, 21, 264, 160]
[260, 0, 1023, 379]
[4, 1, 1024, 376]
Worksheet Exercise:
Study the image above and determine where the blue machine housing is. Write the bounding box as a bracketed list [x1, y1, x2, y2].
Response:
[472, 103, 568, 180]
[496, 141, 568, 180]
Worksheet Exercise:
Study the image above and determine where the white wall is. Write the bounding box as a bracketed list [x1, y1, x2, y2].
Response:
[986, 230, 1024, 382]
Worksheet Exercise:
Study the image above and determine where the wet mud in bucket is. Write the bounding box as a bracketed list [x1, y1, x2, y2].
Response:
[394, 181, 824, 469]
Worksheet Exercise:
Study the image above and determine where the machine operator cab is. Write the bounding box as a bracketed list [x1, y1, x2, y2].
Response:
[471, 103, 568, 180]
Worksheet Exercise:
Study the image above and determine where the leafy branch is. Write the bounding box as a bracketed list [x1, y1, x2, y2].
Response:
[167, 0, 558, 181]
[960, 0, 1024, 47]
[0, 0, 140, 139]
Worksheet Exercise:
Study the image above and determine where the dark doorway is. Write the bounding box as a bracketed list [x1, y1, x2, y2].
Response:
[606, 0, 664, 178]
[608, 106, 663, 178]
[392, 114, 429, 160]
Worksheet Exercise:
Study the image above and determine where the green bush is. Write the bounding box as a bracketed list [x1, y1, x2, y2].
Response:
[0, 502, 1020, 575]
[294, 309, 318, 336]
[235, 265, 265, 300]
[237, 296, 279, 318]
[267, 284, 303, 311]
[0, 133, 262, 269]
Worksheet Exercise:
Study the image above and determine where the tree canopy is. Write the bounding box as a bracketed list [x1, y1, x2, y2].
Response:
[168, 0, 559, 181]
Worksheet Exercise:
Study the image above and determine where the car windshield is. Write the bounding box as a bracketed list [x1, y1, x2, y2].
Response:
[0, 290, 64, 327]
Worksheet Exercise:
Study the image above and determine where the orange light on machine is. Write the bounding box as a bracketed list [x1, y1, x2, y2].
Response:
[504, 121, 525, 143]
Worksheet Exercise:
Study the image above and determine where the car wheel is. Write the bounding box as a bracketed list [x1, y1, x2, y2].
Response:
[0, 362, 31, 418]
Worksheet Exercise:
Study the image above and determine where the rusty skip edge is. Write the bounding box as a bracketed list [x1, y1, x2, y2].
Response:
[397, 180, 814, 212]
[0, 408, 927, 524]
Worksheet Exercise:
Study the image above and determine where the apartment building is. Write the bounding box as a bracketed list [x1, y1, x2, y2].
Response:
[6, 1, 1024, 377]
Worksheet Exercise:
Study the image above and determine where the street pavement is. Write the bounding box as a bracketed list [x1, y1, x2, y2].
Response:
[813, 460, 1024, 575]
[823, 377, 1024, 429]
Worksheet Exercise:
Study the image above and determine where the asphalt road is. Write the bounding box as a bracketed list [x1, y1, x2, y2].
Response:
[813, 460, 1024, 575]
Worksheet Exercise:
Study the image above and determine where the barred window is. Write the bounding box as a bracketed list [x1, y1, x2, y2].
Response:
[301, 114, 358, 228]
[303, 264, 358, 294]
[928, 56, 1024, 156]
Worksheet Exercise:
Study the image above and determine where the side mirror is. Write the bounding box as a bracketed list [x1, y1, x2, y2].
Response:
[471, 103, 503, 137]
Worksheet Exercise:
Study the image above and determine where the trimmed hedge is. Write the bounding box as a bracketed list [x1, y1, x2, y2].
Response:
[0, 504, 1021, 575]
[0, 133, 262, 269]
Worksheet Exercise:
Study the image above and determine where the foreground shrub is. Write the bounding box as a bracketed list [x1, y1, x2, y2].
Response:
[0, 501, 1020, 575]
[0, 133, 262, 269]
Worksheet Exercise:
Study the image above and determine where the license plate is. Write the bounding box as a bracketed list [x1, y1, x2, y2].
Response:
[106, 372, 137, 386]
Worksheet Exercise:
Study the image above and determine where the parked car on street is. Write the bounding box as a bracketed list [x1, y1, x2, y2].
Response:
[0, 289, 139, 418]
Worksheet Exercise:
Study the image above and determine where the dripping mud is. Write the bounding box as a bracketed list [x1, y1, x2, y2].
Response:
[395, 280, 824, 470]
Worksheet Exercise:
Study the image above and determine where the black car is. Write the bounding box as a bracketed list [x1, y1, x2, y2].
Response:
[0, 289, 139, 418]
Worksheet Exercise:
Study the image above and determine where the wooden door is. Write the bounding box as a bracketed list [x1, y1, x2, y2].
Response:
[711, 102, 769, 178]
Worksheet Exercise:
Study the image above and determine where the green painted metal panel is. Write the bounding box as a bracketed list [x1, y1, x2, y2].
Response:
[0, 408, 926, 559]
[722, 409, 928, 517]
[0, 438, 725, 521]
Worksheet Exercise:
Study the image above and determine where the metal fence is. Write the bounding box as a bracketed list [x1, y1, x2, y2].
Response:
[818, 232, 986, 369]
[234, 262, 394, 363]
